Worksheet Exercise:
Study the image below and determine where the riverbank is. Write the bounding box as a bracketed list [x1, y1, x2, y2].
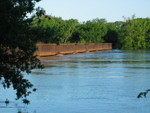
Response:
[35, 43, 112, 57]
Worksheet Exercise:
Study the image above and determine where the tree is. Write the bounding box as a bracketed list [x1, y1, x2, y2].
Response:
[74, 18, 107, 43]
[0, 0, 43, 103]
[119, 18, 150, 49]
[31, 15, 79, 44]
[103, 21, 124, 48]
[59, 19, 79, 43]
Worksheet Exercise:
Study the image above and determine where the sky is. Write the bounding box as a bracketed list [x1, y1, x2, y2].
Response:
[36, 0, 150, 22]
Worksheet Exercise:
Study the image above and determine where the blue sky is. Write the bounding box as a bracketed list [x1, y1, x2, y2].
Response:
[36, 0, 150, 22]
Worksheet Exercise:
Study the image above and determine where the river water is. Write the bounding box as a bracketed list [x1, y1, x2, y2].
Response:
[1, 50, 150, 113]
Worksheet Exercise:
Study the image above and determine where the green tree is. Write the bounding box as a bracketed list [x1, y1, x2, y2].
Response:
[31, 15, 79, 44]
[103, 21, 124, 48]
[59, 19, 79, 43]
[31, 15, 61, 43]
[119, 18, 150, 49]
[74, 18, 107, 43]
[0, 0, 43, 103]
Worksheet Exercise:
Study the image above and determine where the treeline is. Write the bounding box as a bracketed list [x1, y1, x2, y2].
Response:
[30, 15, 150, 49]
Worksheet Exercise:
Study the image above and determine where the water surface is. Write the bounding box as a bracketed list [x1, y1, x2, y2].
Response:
[1, 50, 150, 113]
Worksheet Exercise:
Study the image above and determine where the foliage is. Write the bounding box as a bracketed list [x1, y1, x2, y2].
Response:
[119, 18, 150, 49]
[73, 18, 107, 43]
[31, 15, 79, 44]
[137, 89, 150, 98]
[103, 21, 124, 48]
[31, 14, 150, 50]
[31, 17, 110, 44]
[0, 0, 43, 102]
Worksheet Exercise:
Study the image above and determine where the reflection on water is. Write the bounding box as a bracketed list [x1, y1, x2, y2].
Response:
[1, 49, 150, 113]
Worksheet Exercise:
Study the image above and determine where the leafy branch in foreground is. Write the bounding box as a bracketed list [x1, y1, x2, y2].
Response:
[137, 89, 150, 98]
[0, 0, 44, 104]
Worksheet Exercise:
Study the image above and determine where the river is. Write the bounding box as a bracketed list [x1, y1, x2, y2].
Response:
[1, 49, 150, 113]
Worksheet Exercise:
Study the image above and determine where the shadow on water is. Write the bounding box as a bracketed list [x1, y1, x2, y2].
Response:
[0, 100, 30, 113]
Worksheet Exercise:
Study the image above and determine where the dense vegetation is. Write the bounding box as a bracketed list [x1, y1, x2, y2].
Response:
[31, 15, 150, 50]
[120, 18, 150, 49]
[0, 0, 43, 104]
